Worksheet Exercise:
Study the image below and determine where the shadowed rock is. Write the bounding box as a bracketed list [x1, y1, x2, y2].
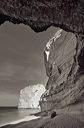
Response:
[51, 111, 57, 118]
[0, 0, 84, 33]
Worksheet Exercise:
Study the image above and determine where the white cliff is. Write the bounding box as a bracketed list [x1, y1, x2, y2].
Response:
[18, 84, 46, 108]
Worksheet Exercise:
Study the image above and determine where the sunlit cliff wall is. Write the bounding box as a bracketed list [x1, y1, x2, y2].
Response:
[18, 84, 46, 108]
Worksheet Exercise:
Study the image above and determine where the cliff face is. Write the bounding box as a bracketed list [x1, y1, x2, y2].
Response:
[40, 29, 84, 112]
[44, 29, 76, 90]
[18, 84, 46, 109]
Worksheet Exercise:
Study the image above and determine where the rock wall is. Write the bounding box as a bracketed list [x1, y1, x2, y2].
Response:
[40, 29, 84, 112]
[18, 84, 46, 108]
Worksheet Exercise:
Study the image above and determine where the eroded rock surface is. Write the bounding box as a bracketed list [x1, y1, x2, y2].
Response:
[40, 29, 84, 112]
[0, 0, 84, 33]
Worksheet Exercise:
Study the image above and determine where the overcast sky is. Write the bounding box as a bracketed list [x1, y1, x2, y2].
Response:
[0, 22, 57, 106]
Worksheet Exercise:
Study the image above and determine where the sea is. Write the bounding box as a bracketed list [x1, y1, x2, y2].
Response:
[0, 107, 40, 127]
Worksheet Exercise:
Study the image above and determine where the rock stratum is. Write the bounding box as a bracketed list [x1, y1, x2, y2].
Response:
[18, 84, 46, 108]
[40, 29, 84, 113]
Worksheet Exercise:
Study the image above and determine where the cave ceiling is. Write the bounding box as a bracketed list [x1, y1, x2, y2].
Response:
[0, 0, 84, 34]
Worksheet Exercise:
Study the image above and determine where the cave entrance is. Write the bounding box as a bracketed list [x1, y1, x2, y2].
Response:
[0, 21, 79, 112]
[0, 21, 58, 107]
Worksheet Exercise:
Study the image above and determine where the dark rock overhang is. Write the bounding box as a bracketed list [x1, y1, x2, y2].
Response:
[0, 0, 84, 33]
[0, 0, 84, 114]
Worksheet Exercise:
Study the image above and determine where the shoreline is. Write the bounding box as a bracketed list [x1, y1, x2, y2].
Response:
[1, 110, 84, 128]
[0, 115, 40, 127]
[1, 112, 84, 128]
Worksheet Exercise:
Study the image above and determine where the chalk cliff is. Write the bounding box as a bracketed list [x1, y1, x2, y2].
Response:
[18, 84, 46, 108]
[40, 29, 84, 112]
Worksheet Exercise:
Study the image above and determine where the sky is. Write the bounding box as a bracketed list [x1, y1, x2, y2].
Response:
[0, 22, 58, 106]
